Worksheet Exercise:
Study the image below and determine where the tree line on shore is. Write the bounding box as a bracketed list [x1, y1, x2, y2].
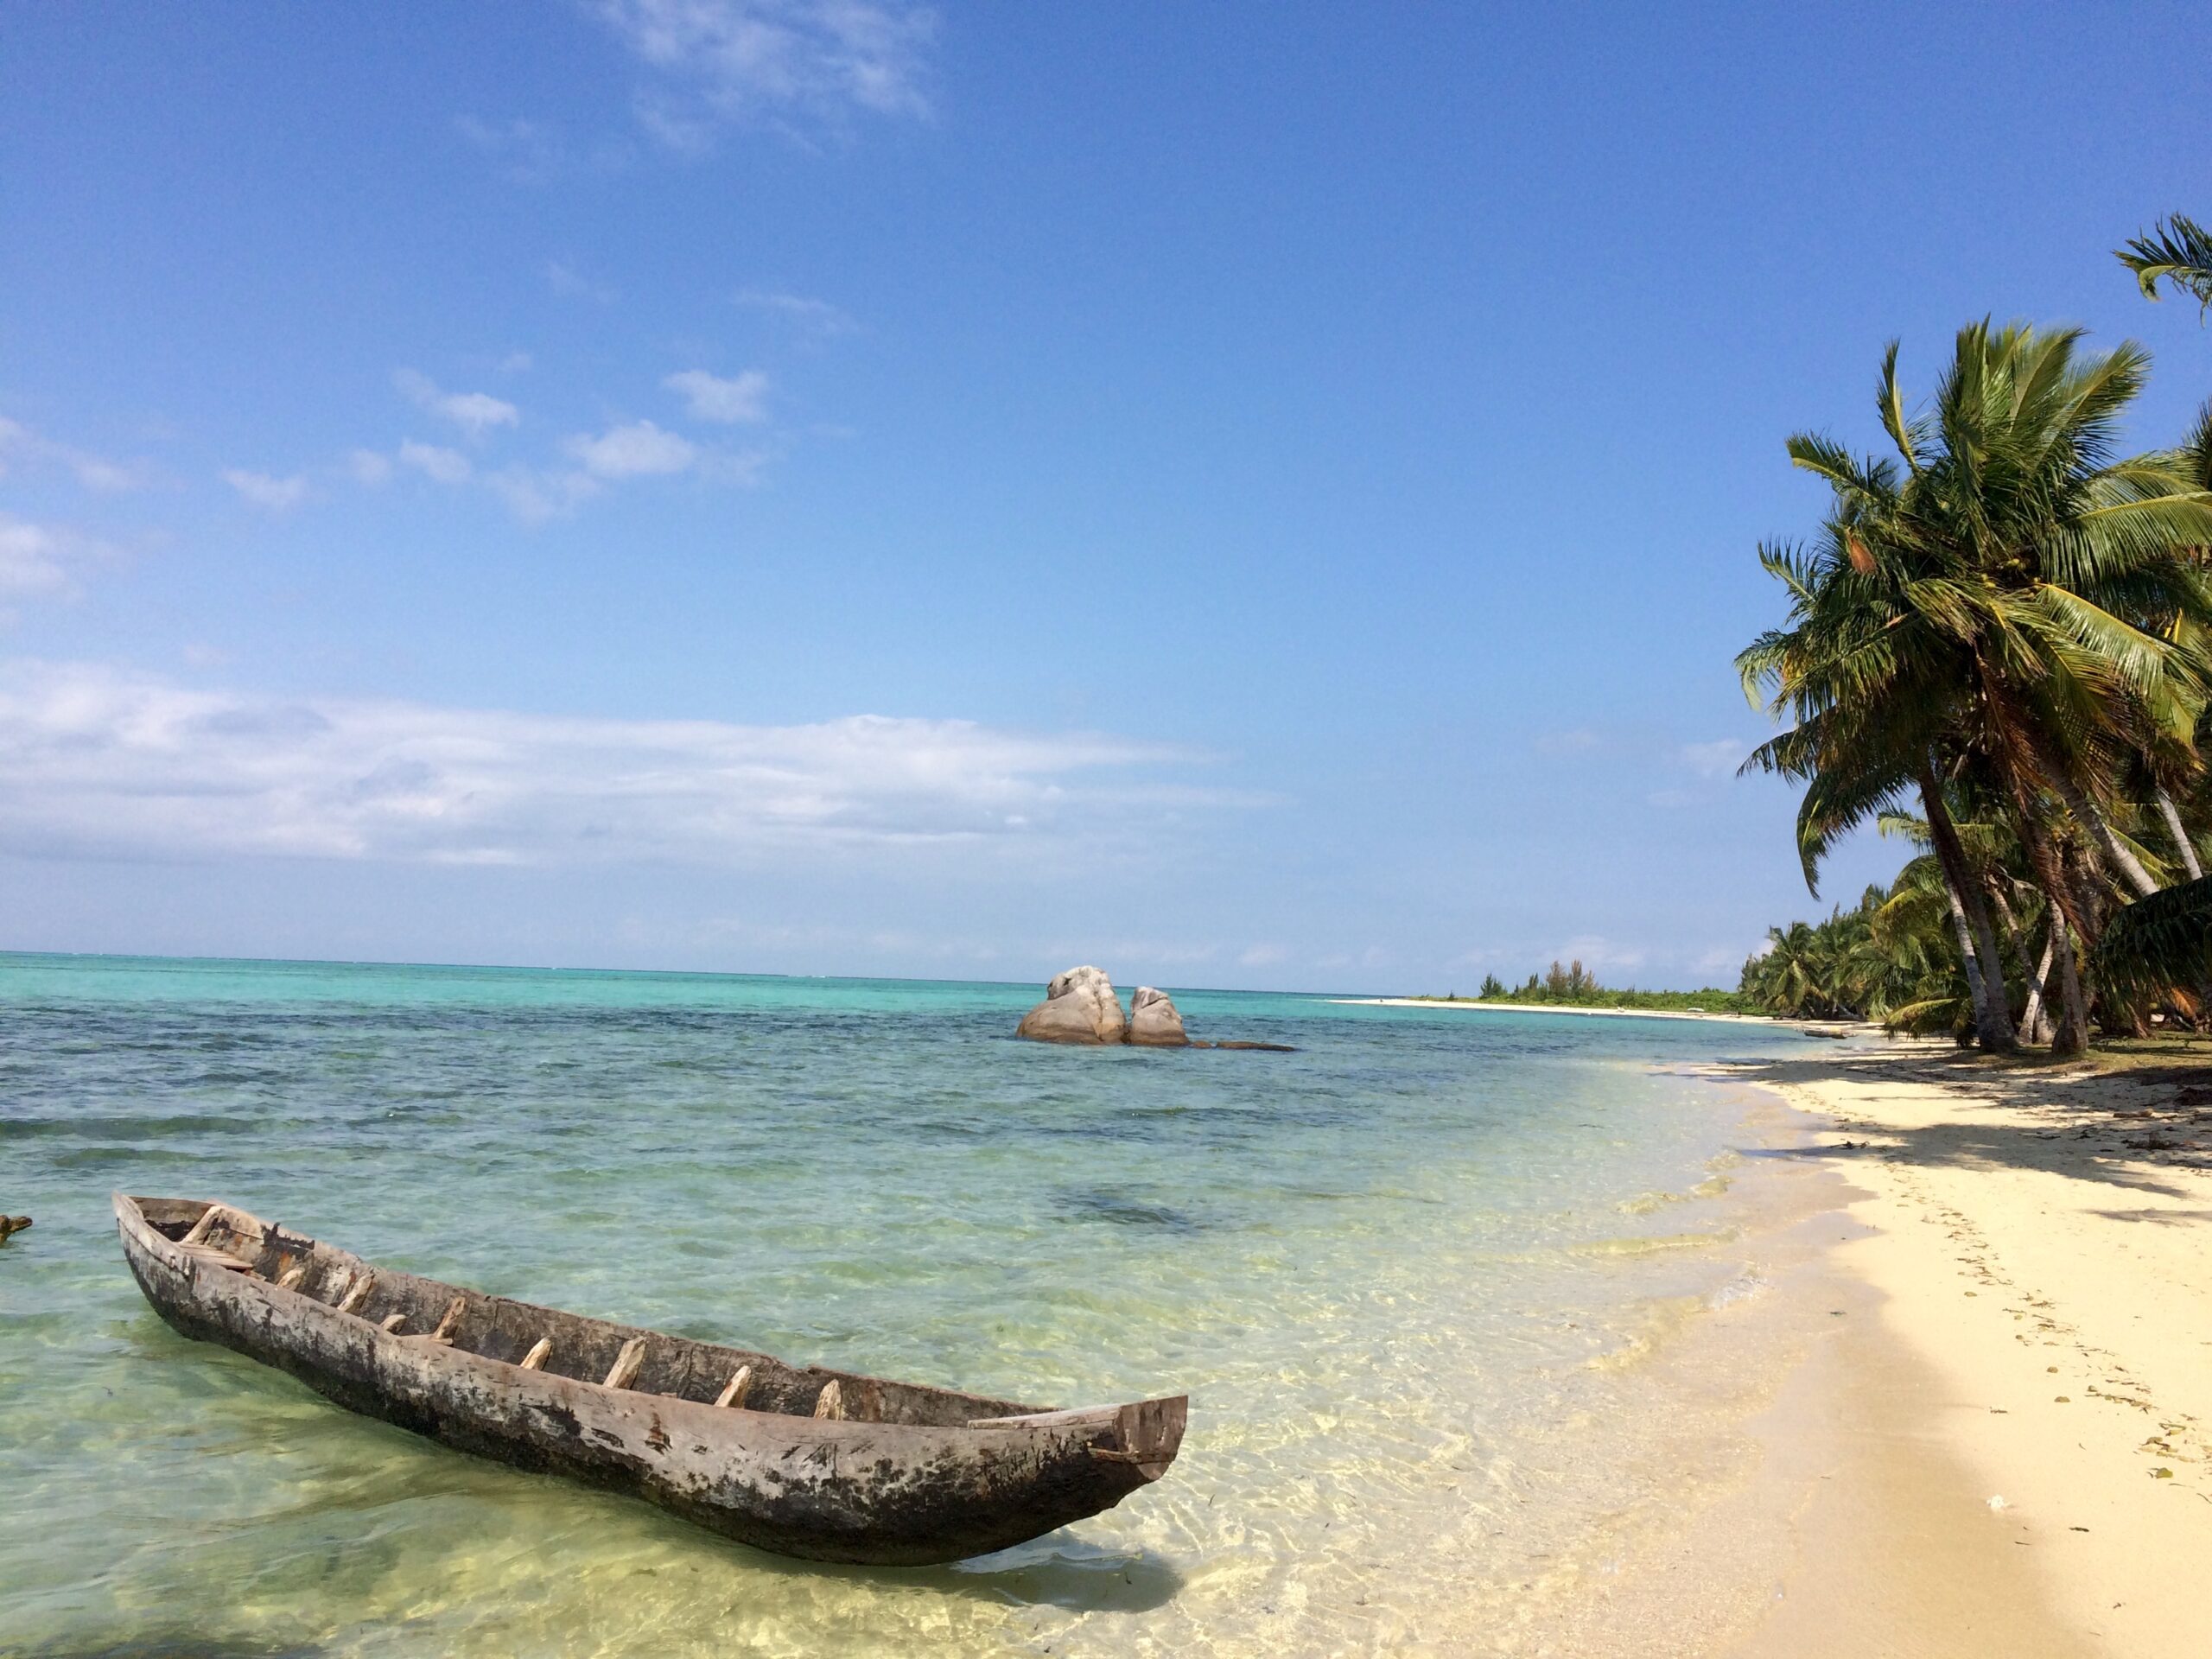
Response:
[1734, 214, 2212, 1049]
[1431, 963, 1744, 1013]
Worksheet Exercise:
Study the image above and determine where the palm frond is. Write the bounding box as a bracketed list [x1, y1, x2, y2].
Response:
[2117, 214, 2212, 312]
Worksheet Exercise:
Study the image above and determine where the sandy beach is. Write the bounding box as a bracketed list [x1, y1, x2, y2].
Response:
[1552, 1040, 2212, 1656]
[1337, 998, 1834, 1029]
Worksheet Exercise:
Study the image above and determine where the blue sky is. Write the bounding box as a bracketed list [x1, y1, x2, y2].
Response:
[3, 1, 2209, 990]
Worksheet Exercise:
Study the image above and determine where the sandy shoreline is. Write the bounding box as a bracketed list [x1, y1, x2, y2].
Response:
[1336, 997, 1852, 1030]
[1558, 1042, 2212, 1656]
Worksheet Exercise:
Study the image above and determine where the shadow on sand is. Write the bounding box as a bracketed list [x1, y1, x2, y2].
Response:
[1719, 1048, 2212, 1206]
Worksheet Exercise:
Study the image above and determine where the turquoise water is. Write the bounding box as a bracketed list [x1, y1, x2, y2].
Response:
[0, 955, 1828, 1656]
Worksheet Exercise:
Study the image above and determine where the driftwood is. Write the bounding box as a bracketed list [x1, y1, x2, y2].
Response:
[0, 1216, 30, 1243]
[112, 1194, 1186, 1565]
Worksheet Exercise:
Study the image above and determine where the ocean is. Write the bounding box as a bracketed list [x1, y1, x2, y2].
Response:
[0, 954, 1834, 1656]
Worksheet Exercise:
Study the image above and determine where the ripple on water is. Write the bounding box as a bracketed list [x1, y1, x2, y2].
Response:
[0, 957, 1834, 1657]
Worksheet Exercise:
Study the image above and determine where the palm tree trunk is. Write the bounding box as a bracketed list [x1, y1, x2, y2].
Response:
[1918, 766, 2016, 1051]
[1940, 879, 1991, 1031]
[2007, 783, 2093, 1053]
[2049, 906, 2089, 1055]
[2047, 769, 2159, 899]
[2019, 920, 2057, 1045]
[2158, 789, 2204, 881]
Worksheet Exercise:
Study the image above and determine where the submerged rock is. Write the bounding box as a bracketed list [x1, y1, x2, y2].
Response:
[1016, 965, 1128, 1045]
[1128, 986, 1191, 1047]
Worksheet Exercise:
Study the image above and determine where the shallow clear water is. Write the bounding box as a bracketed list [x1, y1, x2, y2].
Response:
[0, 955, 1827, 1656]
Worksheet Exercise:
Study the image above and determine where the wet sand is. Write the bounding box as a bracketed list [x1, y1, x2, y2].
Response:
[1541, 1042, 2212, 1656]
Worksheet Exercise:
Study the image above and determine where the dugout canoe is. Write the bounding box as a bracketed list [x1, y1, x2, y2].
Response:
[113, 1194, 1186, 1565]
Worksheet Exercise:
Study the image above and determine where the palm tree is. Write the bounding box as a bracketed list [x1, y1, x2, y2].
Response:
[2119, 214, 2212, 312]
[1741, 324, 2212, 1052]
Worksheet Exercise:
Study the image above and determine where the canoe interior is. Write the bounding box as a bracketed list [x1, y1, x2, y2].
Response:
[132, 1197, 1042, 1428]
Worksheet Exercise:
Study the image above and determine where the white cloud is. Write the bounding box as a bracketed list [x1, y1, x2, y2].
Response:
[593, 0, 938, 141]
[347, 448, 395, 485]
[0, 659, 1222, 869]
[1534, 727, 1603, 756]
[563, 419, 696, 479]
[223, 469, 309, 512]
[0, 516, 75, 600]
[454, 114, 563, 182]
[0, 415, 147, 493]
[734, 286, 856, 335]
[394, 369, 519, 437]
[664, 367, 770, 423]
[1680, 739, 1745, 779]
[488, 466, 604, 524]
[548, 260, 618, 303]
[1548, 934, 1649, 973]
[499, 351, 535, 374]
[397, 440, 474, 485]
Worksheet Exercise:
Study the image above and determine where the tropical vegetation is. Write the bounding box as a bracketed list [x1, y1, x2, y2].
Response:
[1430, 965, 1745, 1013]
[1734, 218, 2212, 1046]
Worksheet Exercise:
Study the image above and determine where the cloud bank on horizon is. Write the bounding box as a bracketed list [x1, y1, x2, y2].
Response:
[0, 660, 1226, 870]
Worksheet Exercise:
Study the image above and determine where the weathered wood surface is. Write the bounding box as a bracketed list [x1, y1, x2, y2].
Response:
[112, 1194, 1187, 1566]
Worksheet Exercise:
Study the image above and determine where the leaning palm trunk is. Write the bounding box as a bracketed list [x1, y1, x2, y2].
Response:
[2048, 770, 2160, 899]
[2010, 785, 2093, 1053]
[2158, 789, 2205, 882]
[2047, 904, 2090, 1054]
[2018, 922, 2058, 1046]
[1918, 768, 2015, 1050]
[2153, 791, 2210, 1026]
[1938, 880, 1991, 1035]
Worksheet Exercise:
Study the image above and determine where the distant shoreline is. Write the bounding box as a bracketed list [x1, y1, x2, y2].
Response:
[1334, 996, 1854, 1030]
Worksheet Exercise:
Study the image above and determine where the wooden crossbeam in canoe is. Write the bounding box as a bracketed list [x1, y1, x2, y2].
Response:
[603, 1338, 646, 1390]
[180, 1242, 257, 1274]
[429, 1296, 466, 1344]
[520, 1338, 552, 1371]
[714, 1364, 753, 1408]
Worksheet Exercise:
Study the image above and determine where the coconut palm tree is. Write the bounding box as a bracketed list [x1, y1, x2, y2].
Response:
[1741, 323, 2212, 1052]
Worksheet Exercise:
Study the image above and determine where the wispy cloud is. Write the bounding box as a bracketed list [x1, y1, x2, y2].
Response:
[1533, 727, 1603, 756]
[592, 0, 938, 145]
[397, 440, 474, 485]
[347, 448, 395, 485]
[564, 419, 697, 479]
[734, 286, 856, 336]
[1679, 739, 1745, 779]
[548, 260, 618, 303]
[454, 114, 565, 182]
[487, 466, 604, 524]
[394, 369, 519, 437]
[0, 659, 1225, 868]
[0, 416, 147, 493]
[222, 469, 310, 512]
[664, 367, 770, 423]
[0, 515, 82, 602]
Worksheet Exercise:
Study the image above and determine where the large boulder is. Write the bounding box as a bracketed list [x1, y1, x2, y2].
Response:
[1016, 965, 1128, 1045]
[1128, 986, 1191, 1047]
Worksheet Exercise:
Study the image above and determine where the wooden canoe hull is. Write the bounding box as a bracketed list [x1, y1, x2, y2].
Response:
[115, 1195, 1186, 1566]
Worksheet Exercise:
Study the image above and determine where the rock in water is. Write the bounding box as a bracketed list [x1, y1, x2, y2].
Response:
[1128, 986, 1191, 1047]
[1016, 965, 1128, 1045]
[0, 1215, 30, 1243]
